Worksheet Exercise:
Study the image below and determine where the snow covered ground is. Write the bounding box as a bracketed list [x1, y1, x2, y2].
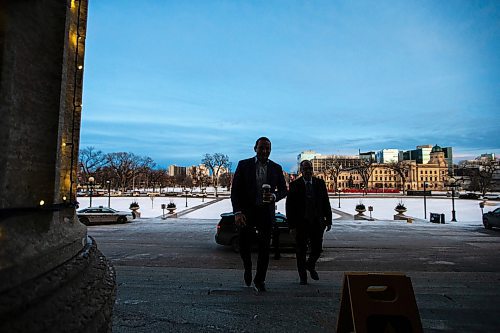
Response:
[331, 197, 497, 224]
[77, 195, 499, 228]
[77, 196, 216, 218]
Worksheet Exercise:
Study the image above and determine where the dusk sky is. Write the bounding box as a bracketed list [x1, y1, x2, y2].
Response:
[81, 0, 500, 172]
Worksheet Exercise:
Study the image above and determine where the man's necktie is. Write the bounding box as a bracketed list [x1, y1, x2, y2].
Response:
[306, 181, 313, 198]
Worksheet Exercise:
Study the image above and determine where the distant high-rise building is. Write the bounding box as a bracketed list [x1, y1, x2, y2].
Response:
[168, 165, 186, 177]
[376, 149, 399, 163]
[359, 151, 376, 161]
[402, 145, 433, 164]
[442, 147, 453, 173]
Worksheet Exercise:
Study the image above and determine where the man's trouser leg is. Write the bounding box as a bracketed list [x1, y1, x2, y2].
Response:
[295, 228, 309, 281]
[239, 225, 254, 272]
[306, 226, 324, 269]
[254, 226, 271, 284]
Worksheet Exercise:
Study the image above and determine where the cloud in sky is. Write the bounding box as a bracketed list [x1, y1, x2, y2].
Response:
[81, 0, 500, 171]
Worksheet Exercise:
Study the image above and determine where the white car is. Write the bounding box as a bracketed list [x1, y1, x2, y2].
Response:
[483, 194, 500, 200]
[77, 206, 134, 225]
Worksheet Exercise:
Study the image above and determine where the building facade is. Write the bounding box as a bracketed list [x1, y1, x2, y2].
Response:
[312, 146, 449, 191]
[168, 164, 187, 177]
[376, 149, 400, 163]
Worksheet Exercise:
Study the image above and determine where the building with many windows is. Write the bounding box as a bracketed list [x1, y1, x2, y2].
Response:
[376, 149, 400, 163]
[310, 145, 449, 192]
[187, 164, 210, 178]
[309, 154, 361, 174]
[168, 164, 186, 177]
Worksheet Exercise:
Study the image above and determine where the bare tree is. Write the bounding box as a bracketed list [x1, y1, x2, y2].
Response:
[323, 159, 342, 191]
[105, 152, 143, 192]
[474, 162, 499, 196]
[354, 158, 376, 194]
[149, 168, 168, 193]
[219, 161, 233, 190]
[202, 153, 230, 197]
[79, 146, 107, 181]
[457, 159, 500, 195]
[387, 161, 411, 195]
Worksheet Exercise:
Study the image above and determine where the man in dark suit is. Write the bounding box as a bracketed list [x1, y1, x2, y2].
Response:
[231, 137, 287, 292]
[286, 160, 332, 285]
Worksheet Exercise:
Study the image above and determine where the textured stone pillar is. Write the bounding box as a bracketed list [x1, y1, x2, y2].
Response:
[0, 1, 116, 331]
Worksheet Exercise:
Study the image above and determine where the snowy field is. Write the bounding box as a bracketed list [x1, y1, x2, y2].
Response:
[332, 197, 497, 224]
[77, 196, 217, 218]
[77, 195, 499, 228]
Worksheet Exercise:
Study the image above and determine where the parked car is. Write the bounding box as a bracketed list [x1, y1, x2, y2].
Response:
[482, 193, 500, 200]
[483, 207, 500, 230]
[458, 193, 480, 199]
[215, 212, 295, 252]
[77, 206, 134, 225]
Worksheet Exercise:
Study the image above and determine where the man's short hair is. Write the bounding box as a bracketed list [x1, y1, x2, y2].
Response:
[255, 137, 271, 148]
[300, 160, 312, 168]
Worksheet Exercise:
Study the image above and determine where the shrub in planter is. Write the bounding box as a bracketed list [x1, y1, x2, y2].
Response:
[395, 201, 406, 210]
[355, 203, 366, 211]
[129, 201, 140, 210]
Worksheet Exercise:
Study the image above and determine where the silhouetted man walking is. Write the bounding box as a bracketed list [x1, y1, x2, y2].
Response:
[286, 160, 332, 285]
[231, 137, 287, 292]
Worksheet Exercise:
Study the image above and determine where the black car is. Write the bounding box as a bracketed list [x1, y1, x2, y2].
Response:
[215, 212, 295, 252]
[459, 193, 480, 199]
[483, 207, 500, 230]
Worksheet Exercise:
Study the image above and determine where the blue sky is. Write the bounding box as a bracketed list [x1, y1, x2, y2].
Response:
[81, 0, 500, 172]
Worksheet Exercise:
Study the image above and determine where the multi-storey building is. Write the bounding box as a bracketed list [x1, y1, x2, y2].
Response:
[310, 155, 361, 174]
[359, 151, 376, 161]
[187, 164, 210, 178]
[376, 149, 400, 163]
[168, 165, 186, 177]
[311, 145, 450, 191]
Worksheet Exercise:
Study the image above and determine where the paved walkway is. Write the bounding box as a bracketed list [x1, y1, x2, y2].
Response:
[88, 217, 500, 333]
[157, 197, 225, 219]
[331, 207, 355, 220]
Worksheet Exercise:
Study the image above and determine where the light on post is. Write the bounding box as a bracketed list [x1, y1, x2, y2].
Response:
[88, 176, 95, 207]
[106, 180, 111, 208]
[448, 177, 458, 222]
[423, 181, 428, 219]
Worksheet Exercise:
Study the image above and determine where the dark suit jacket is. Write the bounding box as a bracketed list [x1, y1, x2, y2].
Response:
[231, 157, 287, 216]
[286, 176, 332, 229]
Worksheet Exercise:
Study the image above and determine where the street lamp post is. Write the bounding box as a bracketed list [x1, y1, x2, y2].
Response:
[337, 189, 341, 208]
[201, 188, 206, 202]
[106, 180, 111, 208]
[448, 177, 458, 222]
[184, 188, 188, 207]
[88, 176, 95, 207]
[423, 181, 428, 219]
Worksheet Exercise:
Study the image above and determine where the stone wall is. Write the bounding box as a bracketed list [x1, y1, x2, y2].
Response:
[0, 1, 116, 331]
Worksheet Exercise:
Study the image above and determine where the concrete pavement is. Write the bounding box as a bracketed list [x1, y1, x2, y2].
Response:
[88, 217, 500, 332]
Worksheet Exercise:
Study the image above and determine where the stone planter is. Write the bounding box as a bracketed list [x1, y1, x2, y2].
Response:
[167, 207, 176, 214]
[355, 208, 366, 215]
[130, 207, 140, 218]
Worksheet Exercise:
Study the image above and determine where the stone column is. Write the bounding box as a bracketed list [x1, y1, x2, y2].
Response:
[0, 1, 116, 331]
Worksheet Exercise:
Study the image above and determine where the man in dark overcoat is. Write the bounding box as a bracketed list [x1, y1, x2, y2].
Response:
[286, 160, 332, 284]
[231, 137, 287, 292]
